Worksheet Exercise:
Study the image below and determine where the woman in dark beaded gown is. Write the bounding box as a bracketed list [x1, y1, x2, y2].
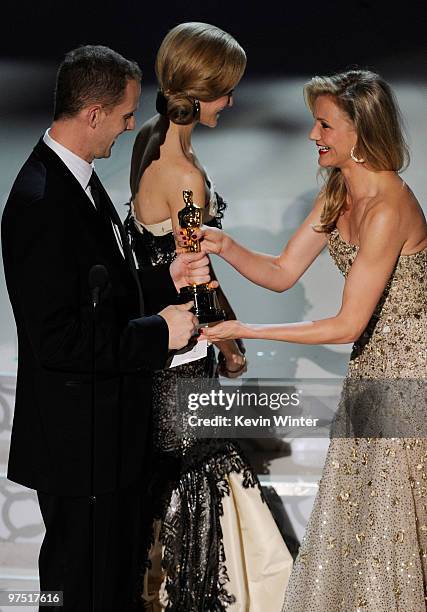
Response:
[124, 22, 292, 612]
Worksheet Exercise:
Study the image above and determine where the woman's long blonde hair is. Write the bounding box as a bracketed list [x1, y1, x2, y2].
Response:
[155, 22, 246, 125]
[304, 70, 409, 233]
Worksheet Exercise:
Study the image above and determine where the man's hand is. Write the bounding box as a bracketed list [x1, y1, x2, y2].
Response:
[170, 252, 219, 291]
[159, 302, 199, 350]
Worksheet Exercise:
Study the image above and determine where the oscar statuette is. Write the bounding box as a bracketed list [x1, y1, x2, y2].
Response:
[177, 190, 225, 325]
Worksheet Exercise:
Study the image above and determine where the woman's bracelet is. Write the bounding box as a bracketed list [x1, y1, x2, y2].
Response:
[224, 355, 247, 374]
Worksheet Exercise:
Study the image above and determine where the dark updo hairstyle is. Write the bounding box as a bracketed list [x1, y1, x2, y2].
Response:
[155, 22, 246, 125]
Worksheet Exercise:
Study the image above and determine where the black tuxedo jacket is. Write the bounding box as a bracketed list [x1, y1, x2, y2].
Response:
[1, 139, 178, 496]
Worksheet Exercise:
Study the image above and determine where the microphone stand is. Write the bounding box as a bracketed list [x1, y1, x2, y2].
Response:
[90, 293, 96, 612]
[88, 265, 108, 612]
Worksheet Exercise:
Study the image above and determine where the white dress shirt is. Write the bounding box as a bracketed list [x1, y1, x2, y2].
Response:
[43, 129, 124, 257]
[43, 129, 95, 205]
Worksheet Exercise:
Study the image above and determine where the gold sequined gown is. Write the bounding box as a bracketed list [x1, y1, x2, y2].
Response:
[282, 228, 427, 611]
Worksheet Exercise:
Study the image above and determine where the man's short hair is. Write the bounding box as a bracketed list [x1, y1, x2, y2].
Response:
[53, 45, 142, 120]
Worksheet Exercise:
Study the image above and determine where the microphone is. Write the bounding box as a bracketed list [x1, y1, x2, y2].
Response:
[88, 264, 109, 308]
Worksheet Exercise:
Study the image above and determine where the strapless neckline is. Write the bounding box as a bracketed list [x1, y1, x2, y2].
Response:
[331, 227, 427, 257]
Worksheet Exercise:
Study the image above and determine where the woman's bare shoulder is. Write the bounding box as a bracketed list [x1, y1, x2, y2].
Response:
[366, 179, 422, 220]
[163, 160, 206, 201]
[362, 179, 427, 252]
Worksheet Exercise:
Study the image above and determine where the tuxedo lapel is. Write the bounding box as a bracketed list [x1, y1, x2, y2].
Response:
[33, 140, 145, 315]
[90, 171, 144, 315]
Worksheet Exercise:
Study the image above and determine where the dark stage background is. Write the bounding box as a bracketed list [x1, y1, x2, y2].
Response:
[1, 0, 427, 86]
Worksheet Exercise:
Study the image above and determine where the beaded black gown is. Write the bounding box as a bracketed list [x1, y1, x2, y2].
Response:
[125, 116, 292, 612]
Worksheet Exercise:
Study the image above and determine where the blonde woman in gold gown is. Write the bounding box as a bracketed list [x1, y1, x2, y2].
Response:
[187, 70, 427, 610]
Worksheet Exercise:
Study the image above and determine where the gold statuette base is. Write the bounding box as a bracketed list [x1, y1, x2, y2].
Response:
[179, 284, 225, 325]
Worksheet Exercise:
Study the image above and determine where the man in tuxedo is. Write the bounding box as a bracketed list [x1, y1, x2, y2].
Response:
[1, 45, 211, 610]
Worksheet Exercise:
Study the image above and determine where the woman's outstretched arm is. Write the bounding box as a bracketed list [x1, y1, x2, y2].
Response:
[183, 193, 329, 292]
[201, 203, 404, 345]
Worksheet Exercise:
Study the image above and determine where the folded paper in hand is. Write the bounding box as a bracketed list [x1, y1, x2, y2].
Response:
[169, 338, 208, 368]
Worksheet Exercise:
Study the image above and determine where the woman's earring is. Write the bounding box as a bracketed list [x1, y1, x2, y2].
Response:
[350, 146, 365, 163]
